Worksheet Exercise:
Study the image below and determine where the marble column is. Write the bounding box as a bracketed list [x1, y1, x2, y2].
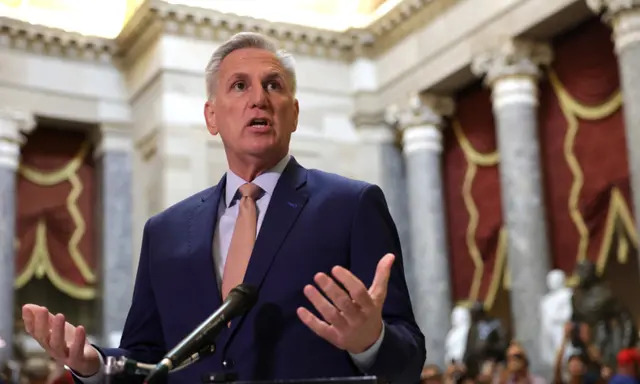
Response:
[399, 94, 453, 367]
[95, 124, 134, 347]
[0, 109, 34, 364]
[472, 40, 553, 373]
[353, 111, 411, 258]
[587, 0, 640, 268]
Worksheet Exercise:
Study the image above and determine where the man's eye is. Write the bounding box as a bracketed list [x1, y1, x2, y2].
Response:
[266, 81, 281, 91]
[232, 82, 246, 91]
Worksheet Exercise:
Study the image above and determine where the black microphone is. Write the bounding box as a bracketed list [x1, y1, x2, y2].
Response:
[144, 284, 258, 384]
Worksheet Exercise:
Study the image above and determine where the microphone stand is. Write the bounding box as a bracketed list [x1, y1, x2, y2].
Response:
[103, 343, 216, 383]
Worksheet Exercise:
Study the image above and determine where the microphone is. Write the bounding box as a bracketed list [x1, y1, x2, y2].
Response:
[144, 284, 258, 384]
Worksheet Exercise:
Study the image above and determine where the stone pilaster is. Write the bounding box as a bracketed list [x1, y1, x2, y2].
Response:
[0, 108, 34, 364]
[587, 0, 640, 274]
[398, 94, 454, 367]
[472, 39, 553, 373]
[94, 124, 134, 347]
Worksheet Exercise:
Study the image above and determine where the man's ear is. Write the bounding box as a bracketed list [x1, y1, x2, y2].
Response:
[292, 98, 299, 133]
[204, 100, 218, 135]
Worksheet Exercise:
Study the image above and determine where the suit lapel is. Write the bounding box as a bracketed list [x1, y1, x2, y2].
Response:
[188, 174, 226, 311]
[243, 158, 308, 291]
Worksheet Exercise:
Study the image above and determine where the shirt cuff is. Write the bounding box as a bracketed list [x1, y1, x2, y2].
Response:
[349, 322, 385, 372]
[69, 347, 105, 384]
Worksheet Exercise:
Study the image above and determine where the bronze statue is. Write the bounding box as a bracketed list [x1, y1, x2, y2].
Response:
[462, 301, 508, 378]
[571, 260, 638, 368]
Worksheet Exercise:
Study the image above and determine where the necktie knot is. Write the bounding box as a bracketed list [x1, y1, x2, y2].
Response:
[238, 183, 262, 201]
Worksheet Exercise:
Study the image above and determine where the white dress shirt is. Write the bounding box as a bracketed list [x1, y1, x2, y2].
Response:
[76, 154, 382, 383]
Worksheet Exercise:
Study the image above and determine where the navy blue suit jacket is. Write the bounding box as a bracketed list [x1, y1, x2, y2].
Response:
[102, 158, 425, 383]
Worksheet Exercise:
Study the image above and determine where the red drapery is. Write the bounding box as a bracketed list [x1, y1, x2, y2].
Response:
[444, 83, 504, 307]
[539, 18, 633, 276]
[15, 127, 96, 300]
[443, 17, 634, 311]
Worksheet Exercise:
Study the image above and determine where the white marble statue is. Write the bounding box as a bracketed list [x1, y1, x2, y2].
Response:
[445, 305, 471, 365]
[540, 269, 573, 366]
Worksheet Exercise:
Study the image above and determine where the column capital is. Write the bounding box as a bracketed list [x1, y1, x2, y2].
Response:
[0, 108, 35, 170]
[472, 39, 553, 86]
[396, 94, 454, 155]
[588, 0, 640, 53]
[352, 111, 396, 144]
[588, 0, 640, 17]
[396, 93, 455, 130]
[94, 124, 133, 159]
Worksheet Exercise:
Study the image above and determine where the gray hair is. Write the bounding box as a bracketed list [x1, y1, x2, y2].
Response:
[205, 32, 297, 100]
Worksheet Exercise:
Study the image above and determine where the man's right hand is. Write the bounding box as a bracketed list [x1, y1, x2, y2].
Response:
[22, 304, 101, 377]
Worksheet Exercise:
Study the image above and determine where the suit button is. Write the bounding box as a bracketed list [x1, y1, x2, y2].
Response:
[222, 358, 234, 369]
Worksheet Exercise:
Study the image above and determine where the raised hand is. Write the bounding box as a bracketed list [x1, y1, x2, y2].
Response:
[297, 253, 395, 354]
[22, 304, 101, 377]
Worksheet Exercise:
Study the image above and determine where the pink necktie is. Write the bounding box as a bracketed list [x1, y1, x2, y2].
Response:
[221, 182, 262, 300]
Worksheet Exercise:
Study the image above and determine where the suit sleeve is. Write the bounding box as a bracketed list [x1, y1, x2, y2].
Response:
[349, 184, 426, 383]
[89, 218, 167, 384]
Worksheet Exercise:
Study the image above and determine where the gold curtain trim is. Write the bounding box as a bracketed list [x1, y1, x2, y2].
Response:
[453, 120, 500, 166]
[596, 187, 639, 274]
[484, 228, 508, 309]
[453, 119, 502, 303]
[548, 69, 623, 264]
[14, 219, 96, 300]
[17, 141, 95, 283]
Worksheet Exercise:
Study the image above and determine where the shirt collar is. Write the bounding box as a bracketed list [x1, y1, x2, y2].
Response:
[224, 154, 291, 207]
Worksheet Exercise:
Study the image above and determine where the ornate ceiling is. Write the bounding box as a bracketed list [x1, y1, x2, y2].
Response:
[0, 0, 395, 38]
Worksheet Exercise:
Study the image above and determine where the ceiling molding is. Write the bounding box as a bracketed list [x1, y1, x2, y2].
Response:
[0, 0, 459, 62]
[0, 16, 116, 62]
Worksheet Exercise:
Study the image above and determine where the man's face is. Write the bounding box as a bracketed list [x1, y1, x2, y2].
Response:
[567, 356, 586, 377]
[204, 48, 299, 165]
[506, 345, 527, 373]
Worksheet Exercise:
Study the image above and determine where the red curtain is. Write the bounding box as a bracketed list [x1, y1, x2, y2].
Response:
[15, 127, 96, 300]
[444, 83, 504, 305]
[443, 18, 631, 308]
[539, 18, 632, 274]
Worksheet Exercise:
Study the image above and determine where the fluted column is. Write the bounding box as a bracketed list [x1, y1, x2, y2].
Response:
[94, 124, 133, 347]
[472, 40, 553, 373]
[399, 94, 453, 367]
[353, 111, 411, 257]
[588, 0, 640, 262]
[0, 109, 34, 364]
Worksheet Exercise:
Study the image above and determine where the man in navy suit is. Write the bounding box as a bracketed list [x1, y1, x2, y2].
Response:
[22, 32, 426, 383]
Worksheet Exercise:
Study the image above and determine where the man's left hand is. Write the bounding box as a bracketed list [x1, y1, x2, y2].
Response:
[297, 253, 395, 354]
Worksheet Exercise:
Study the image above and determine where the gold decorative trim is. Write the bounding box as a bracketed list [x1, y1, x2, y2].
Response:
[548, 69, 623, 264]
[596, 187, 638, 274]
[17, 141, 95, 284]
[452, 119, 503, 304]
[14, 219, 96, 300]
[484, 228, 508, 309]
